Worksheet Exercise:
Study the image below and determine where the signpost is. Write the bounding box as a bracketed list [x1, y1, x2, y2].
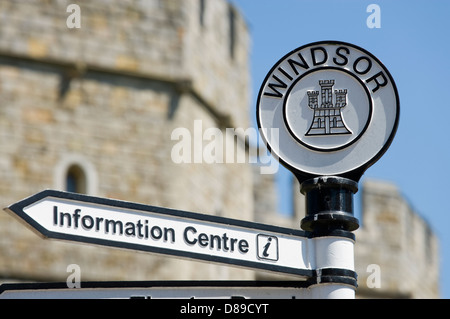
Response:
[5, 189, 314, 278]
[3, 41, 398, 299]
[257, 40, 399, 298]
[5, 189, 357, 298]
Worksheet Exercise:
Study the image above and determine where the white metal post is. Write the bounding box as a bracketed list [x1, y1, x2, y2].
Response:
[309, 235, 356, 298]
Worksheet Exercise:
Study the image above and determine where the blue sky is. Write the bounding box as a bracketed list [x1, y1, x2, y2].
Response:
[231, 0, 450, 298]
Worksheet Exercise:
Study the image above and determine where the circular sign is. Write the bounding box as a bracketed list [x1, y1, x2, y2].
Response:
[257, 41, 399, 180]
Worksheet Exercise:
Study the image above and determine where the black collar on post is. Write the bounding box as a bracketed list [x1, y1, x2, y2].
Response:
[300, 176, 359, 236]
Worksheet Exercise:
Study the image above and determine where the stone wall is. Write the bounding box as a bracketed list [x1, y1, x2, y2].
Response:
[355, 180, 439, 298]
[0, 0, 254, 282]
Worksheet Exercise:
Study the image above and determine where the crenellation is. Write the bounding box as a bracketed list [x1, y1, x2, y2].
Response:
[354, 179, 439, 298]
[319, 79, 334, 86]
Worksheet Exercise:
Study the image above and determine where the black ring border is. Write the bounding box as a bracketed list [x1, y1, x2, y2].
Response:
[282, 66, 373, 152]
[256, 40, 400, 181]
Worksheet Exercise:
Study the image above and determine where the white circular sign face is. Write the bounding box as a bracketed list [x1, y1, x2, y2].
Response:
[257, 41, 399, 178]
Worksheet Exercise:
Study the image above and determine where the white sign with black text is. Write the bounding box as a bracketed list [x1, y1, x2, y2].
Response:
[5, 190, 313, 278]
[257, 40, 399, 179]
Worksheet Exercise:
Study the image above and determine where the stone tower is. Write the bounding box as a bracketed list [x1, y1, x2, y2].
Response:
[0, 0, 254, 282]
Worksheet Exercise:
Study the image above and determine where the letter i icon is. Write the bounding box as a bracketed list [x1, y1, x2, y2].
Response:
[257, 234, 279, 261]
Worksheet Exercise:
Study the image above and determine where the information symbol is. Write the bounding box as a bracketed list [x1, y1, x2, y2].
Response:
[257, 234, 279, 261]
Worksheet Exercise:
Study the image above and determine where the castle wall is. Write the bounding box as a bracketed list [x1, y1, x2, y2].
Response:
[355, 180, 440, 298]
[0, 0, 254, 282]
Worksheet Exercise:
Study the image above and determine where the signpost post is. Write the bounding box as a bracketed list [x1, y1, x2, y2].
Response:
[257, 40, 399, 298]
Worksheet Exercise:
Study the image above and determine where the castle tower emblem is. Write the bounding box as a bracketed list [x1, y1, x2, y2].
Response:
[305, 80, 352, 136]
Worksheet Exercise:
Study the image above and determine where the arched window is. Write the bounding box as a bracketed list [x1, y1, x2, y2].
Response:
[54, 154, 98, 195]
[332, 117, 337, 128]
[66, 164, 87, 194]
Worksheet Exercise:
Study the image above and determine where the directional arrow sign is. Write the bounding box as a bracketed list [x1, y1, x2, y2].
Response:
[4, 190, 313, 278]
